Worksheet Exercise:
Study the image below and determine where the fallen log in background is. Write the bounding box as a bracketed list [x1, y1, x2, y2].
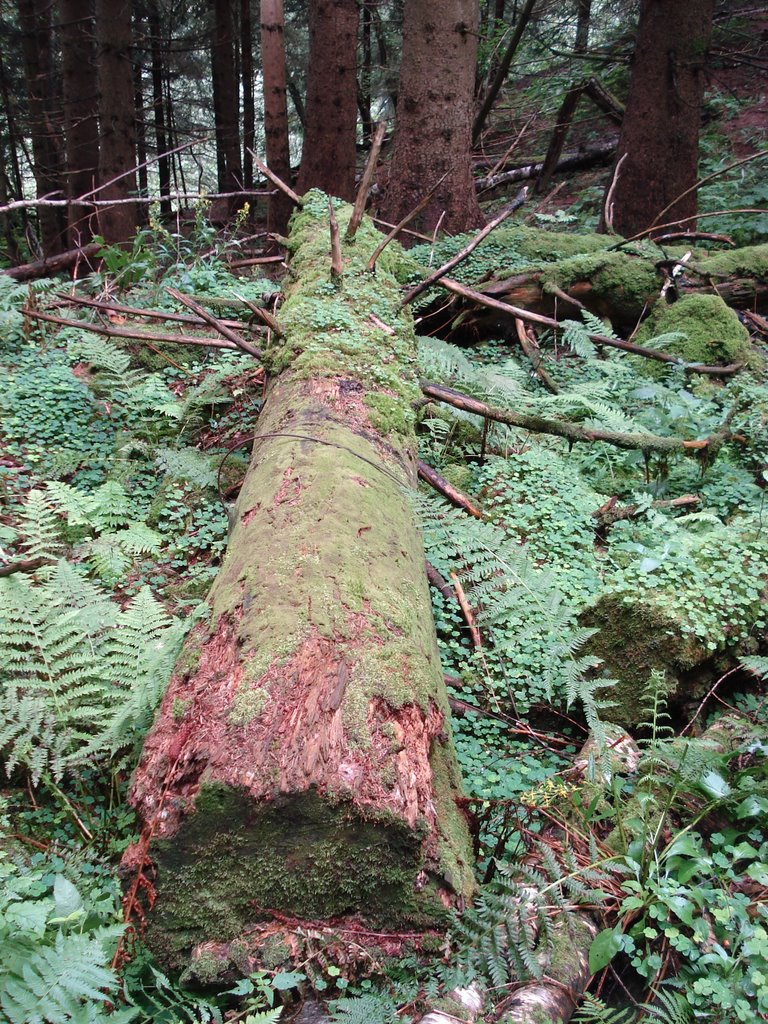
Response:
[126, 191, 475, 970]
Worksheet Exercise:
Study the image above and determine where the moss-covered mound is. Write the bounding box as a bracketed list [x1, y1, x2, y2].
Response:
[634, 293, 751, 372]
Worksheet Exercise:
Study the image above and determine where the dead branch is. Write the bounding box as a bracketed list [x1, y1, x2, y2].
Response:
[235, 293, 284, 338]
[25, 307, 241, 350]
[5, 243, 102, 282]
[475, 139, 616, 192]
[421, 381, 734, 456]
[514, 317, 560, 394]
[248, 150, 303, 207]
[367, 174, 448, 271]
[438, 277, 743, 376]
[592, 493, 700, 528]
[328, 199, 343, 279]
[417, 460, 484, 518]
[449, 572, 483, 650]
[400, 188, 528, 308]
[0, 556, 50, 578]
[165, 288, 262, 359]
[346, 121, 387, 241]
[653, 231, 735, 247]
[55, 293, 264, 335]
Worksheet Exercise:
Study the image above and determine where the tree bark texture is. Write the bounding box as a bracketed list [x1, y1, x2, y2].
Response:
[382, 0, 484, 236]
[297, 0, 360, 201]
[127, 192, 475, 969]
[260, 0, 294, 232]
[59, 0, 100, 245]
[18, 0, 67, 254]
[600, 0, 716, 236]
[211, 0, 243, 201]
[148, 4, 171, 216]
[241, 0, 255, 190]
[95, 0, 138, 244]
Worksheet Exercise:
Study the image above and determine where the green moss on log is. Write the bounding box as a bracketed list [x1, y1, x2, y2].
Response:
[634, 293, 751, 373]
[543, 250, 661, 323]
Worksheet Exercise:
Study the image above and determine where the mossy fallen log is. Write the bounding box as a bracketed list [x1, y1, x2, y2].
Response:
[126, 191, 475, 969]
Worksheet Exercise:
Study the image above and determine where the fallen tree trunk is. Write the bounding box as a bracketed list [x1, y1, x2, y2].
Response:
[4, 242, 102, 281]
[126, 191, 475, 970]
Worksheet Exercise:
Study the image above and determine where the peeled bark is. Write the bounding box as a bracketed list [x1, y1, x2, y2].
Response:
[127, 193, 475, 969]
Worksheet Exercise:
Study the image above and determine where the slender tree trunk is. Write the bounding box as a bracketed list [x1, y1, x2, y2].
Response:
[534, 0, 591, 194]
[18, 0, 67, 254]
[0, 45, 32, 245]
[358, 0, 373, 145]
[132, 7, 149, 226]
[296, 0, 360, 201]
[599, 0, 715, 236]
[59, 0, 100, 246]
[260, 0, 293, 232]
[211, 0, 243, 204]
[94, 0, 138, 244]
[127, 199, 475, 971]
[148, 5, 171, 216]
[241, 0, 255, 190]
[472, 0, 538, 143]
[382, 0, 483, 236]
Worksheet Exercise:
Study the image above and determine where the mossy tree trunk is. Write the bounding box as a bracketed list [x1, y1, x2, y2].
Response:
[127, 191, 475, 969]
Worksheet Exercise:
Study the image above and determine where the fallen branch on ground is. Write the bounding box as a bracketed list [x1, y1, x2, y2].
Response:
[25, 308, 242, 351]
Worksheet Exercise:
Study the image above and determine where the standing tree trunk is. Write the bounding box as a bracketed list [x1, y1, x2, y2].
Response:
[211, 0, 243, 203]
[95, 0, 138, 244]
[260, 0, 293, 232]
[127, 194, 475, 970]
[599, 0, 715, 237]
[382, 0, 483, 236]
[60, 0, 100, 246]
[296, 0, 360, 201]
[148, 4, 171, 217]
[241, 0, 255, 191]
[18, 0, 67, 254]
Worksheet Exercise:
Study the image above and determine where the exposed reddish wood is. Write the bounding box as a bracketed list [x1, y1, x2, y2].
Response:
[328, 199, 343, 278]
[592, 493, 700, 528]
[450, 572, 482, 651]
[0, 556, 49, 578]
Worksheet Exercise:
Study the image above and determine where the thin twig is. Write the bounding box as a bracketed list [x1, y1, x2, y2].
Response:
[400, 187, 528, 308]
[328, 199, 343, 278]
[248, 149, 303, 206]
[450, 572, 483, 650]
[514, 317, 560, 393]
[649, 149, 768, 230]
[165, 288, 262, 358]
[24, 307, 241, 350]
[367, 174, 448, 271]
[56, 292, 264, 334]
[346, 120, 387, 241]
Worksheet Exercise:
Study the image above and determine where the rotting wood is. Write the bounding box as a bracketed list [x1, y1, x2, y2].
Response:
[328, 198, 343, 278]
[421, 381, 735, 456]
[592, 493, 700, 528]
[346, 121, 386, 241]
[126, 191, 475, 972]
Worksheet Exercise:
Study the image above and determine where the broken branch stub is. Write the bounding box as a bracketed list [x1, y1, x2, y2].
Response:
[126, 190, 474, 970]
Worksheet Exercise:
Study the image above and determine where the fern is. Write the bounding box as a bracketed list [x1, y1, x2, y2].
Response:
[329, 995, 398, 1024]
[18, 490, 64, 562]
[638, 988, 692, 1024]
[0, 563, 187, 783]
[155, 446, 218, 488]
[572, 994, 635, 1023]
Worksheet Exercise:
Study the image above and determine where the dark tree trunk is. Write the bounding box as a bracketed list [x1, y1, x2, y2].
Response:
[95, 0, 138, 244]
[148, 5, 171, 216]
[126, 199, 475, 972]
[260, 0, 293, 232]
[211, 0, 243, 203]
[0, 46, 31, 245]
[599, 0, 715, 237]
[382, 0, 483, 236]
[358, 0, 373, 145]
[59, 0, 100, 246]
[296, 0, 360, 202]
[18, 0, 67, 254]
[132, 6, 149, 226]
[241, 0, 255, 190]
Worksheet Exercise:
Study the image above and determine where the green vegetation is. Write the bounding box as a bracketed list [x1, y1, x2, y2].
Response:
[1, 198, 766, 1023]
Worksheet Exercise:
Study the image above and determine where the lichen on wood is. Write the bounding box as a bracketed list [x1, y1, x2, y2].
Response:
[126, 191, 475, 969]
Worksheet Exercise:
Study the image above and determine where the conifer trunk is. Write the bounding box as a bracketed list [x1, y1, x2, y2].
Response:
[127, 192, 475, 970]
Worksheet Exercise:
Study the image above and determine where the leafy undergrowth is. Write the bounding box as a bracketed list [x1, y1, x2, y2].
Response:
[1, 217, 767, 1023]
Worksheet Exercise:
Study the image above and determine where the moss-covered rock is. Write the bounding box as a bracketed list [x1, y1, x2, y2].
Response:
[634, 293, 751, 373]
